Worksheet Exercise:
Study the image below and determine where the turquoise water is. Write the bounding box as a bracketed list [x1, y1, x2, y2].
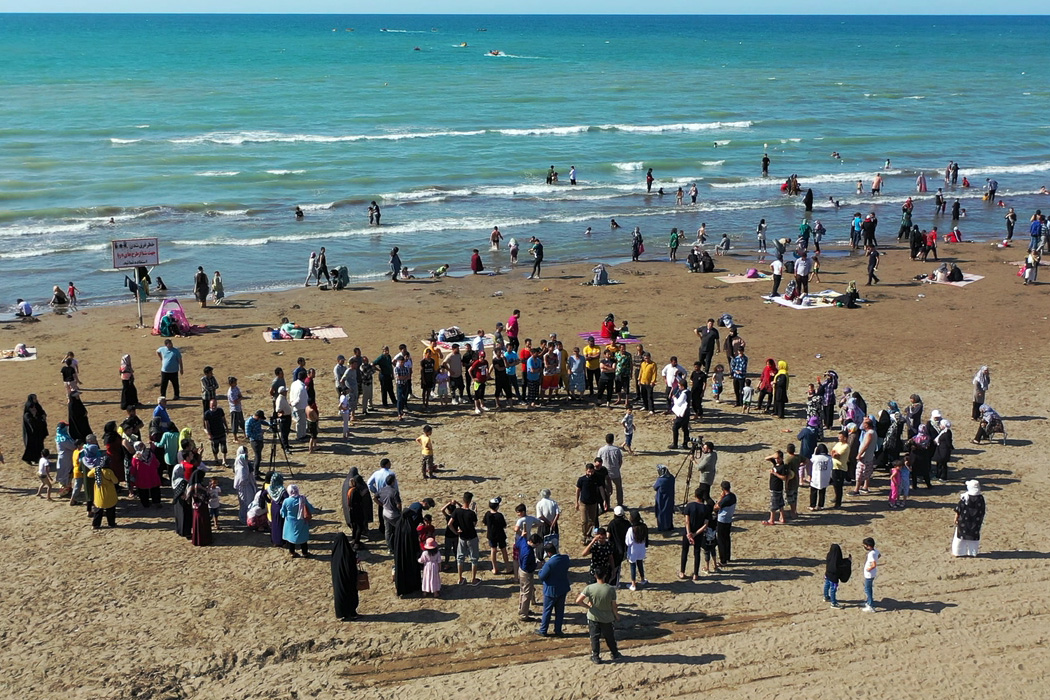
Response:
[3, 14, 1050, 306]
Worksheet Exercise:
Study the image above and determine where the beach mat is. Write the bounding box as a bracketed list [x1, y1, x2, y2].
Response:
[763, 295, 838, 310]
[262, 326, 347, 342]
[714, 275, 767, 284]
[0, 347, 37, 362]
[575, 332, 641, 345]
[927, 274, 984, 288]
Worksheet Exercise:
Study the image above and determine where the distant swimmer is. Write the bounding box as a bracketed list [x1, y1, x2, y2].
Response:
[827, 196, 841, 209]
[546, 165, 555, 185]
[1040, 186, 1049, 195]
[916, 172, 927, 193]
[645, 168, 654, 193]
[490, 225, 503, 250]
[368, 201, 382, 225]
[489, 50, 501, 56]
[569, 165, 577, 185]
[108, 217, 116, 224]
[762, 153, 770, 177]
[885, 159, 891, 170]
[856, 180, 863, 195]
[657, 188, 665, 196]
[295, 206, 304, 220]
[871, 173, 883, 196]
[610, 218, 621, 230]
[830, 151, 841, 159]
[584, 227, 592, 236]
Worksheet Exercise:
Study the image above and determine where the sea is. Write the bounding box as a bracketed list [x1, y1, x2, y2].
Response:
[3, 13, 1050, 307]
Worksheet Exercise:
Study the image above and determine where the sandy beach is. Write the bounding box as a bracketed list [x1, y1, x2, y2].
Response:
[1, 240, 1048, 699]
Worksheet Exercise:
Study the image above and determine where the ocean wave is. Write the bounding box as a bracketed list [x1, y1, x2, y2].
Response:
[0, 242, 107, 260]
[171, 129, 486, 145]
[710, 170, 894, 190]
[135, 124, 150, 128]
[496, 125, 588, 136]
[483, 52, 540, 59]
[964, 160, 1050, 177]
[713, 140, 731, 146]
[0, 221, 92, 238]
[598, 121, 751, 133]
[205, 209, 249, 217]
[379, 28, 427, 33]
[195, 170, 239, 177]
[613, 162, 643, 171]
[299, 202, 335, 211]
[701, 160, 726, 166]
[110, 138, 141, 144]
[265, 169, 307, 175]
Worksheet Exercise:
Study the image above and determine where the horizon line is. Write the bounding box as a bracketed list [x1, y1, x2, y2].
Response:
[4, 11, 1050, 16]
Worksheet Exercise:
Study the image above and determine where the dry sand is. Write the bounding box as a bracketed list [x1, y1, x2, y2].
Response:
[1, 241, 1048, 699]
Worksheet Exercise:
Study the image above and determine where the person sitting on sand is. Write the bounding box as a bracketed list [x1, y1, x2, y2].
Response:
[591, 264, 610, 286]
[399, 267, 416, 280]
[49, 286, 68, 307]
[715, 234, 731, 256]
[431, 264, 450, 279]
[14, 298, 32, 317]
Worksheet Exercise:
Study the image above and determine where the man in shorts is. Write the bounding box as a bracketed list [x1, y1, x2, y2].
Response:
[763, 450, 790, 525]
[202, 398, 229, 467]
[451, 491, 481, 585]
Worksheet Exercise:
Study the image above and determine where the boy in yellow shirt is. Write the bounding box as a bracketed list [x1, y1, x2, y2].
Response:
[416, 424, 437, 479]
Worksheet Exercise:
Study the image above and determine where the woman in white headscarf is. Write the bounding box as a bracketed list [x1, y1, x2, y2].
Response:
[232, 445, 255, 525]
[971, 367, 990, 421]
[951, 480, 985, 557]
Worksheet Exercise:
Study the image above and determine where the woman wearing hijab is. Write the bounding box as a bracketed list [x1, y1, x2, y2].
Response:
[101, 421, 125, 484]
[332, 533, 361, 620]
[119, 354, 139, 410]
[905, 394, 924, 438]
[952, 480, 986, 557]
[246, 487, 270, 532]
[268, 473, 287, 547]
[972, 404, 1003, 444]
[281, 484, 317, 558]
[22, 401, 49, 465]
[393, 507, 423, 597]
[933, 419, 954, 481]
[754, 359, 776, 413]
[906, 424, 933, 489]
[54, 422, 76, 494]
[67, 391, 92, 443]
[652, 465, 676, 531]
[879, 402, 905, 469]
[86, 447, 119, 529]
[805, 384, 824, 440]
[722, 326, 745, 365]
[772, 361, 790, 419]
[232, 446, 255, 525]
[171, 459, 193, 539]
[971, 367, 990, 421]
[818, 370, 838, 429]
[342, 467, 372, 546]
[823, 543, 850, 608]
[188, 468, 213, 546]
[130, 440, 162, 507]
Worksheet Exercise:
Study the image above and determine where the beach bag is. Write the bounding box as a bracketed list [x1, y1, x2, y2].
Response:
[745, 268, 759, 278]
[783, 280, 798, 301]
[837, 557, 852, 583]
[357, 570, 370, 591]
[270, 329, 281, 340]
[784, 260, 796, 274]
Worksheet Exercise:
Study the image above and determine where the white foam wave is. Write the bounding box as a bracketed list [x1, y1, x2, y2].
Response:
[299, 202, 334, 211]
[135, 124, 150, 128]
[483, 52, 539, 59]
[0, 221, 92, 238]
[196, 171, 239, 177]
[173, 129, 485, 145]
[965, 161, 1050, 177]
[701, 160, 726, 166]
[710, 170, 893, 190]
[379, 28, 426, 33]
[110, 138, 141, 144]
[497, 125, 588, 136]
[265, 169, 307, 175]
[613, 162, 643, 171]
[713, 140, 731, 146]
[0, 243, 107, 260]
[598, 121, 751, 133]
[206, 209, 249, 217]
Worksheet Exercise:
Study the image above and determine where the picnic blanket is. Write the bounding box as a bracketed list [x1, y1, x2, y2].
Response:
[0, 346, 37, 361]
[764, 295, 838, 310]
[715, 274, 767, 284]
[576, 331, 641, 345]
[422, 333, 494, 351]
[262, 326, 347, 342]
[926, 274, 984, 288]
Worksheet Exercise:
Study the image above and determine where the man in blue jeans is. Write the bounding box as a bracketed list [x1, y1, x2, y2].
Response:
[536, 543, 570, 636]
[862, 536, 880, 612]
[394, 356, 411, 420]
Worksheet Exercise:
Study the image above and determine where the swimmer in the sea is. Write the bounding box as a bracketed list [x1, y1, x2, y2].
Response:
[827, 196, 841, 209]
[584, 227, 592, 236]
[610, 218, 621, 230]
[830, 151, 840, 159]
[295, 206, 304, 220]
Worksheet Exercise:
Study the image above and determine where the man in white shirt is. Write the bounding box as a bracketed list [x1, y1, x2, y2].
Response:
[288, 378, 309, 439]
[661, 356, 686, 412]
[596, 433, 625, 508]
[14, 299, 32, 317]
[471, 329, 486, 354]
[536, 488, 560, 537]
[333, 355, 348, 401]
[793, 251, 812, 301]
[670, 383, 692, 450]
[769, 258, 784, 297]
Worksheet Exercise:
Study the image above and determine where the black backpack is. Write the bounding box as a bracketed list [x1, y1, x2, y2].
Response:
[838, 556, 853, 583]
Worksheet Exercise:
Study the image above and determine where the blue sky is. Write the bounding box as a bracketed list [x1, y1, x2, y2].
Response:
[3, 3, 1045, 13]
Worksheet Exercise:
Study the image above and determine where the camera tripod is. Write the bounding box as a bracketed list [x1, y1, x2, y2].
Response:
[674, 437, 702, 510]
[267, 415, 294, 477]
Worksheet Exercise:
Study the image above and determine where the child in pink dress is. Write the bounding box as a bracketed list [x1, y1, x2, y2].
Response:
[418, 537, 442, 597]
[888, 461, 902, 509]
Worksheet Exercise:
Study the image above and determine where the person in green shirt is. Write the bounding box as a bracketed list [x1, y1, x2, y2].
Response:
[575, 569, 622, 664]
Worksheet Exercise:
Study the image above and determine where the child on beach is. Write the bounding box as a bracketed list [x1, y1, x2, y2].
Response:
[888, 460, 903, 509]
[741, 378, 754, 413]
[417, 513, 436, 548]
[208, 477, 222, 530]
[416, 424, 436, 479]
[227, 376, 244, 440]
[338, 390, 350, 441]
[435, 368, 451, 405]
[621, 404, 635, 455]
[756, 219, 767, 251]
[418, 537, 442, 597]
[305, 402, 319, 454]
[899, 455, 912, 509]
[483, 498, 510, 575]
[619, 320, 631, 339]
[715, 233, 731, 256]
[212, 270, 224, 305]
[711, 364, 725, 402]
[67, 281, 80, 310]
[37, 448, 53, 500]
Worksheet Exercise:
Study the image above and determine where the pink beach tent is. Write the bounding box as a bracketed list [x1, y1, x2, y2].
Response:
[151, 298, 191, 335]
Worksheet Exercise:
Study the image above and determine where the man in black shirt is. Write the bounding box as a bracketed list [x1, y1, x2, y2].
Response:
[764, 451, 790, 525]
[575, 463, 601, 544]
[694, 319, 719, 372]
[202, 398, 229, 468]
[451, 491, 481, 585]
[679, 488, 709, 581]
